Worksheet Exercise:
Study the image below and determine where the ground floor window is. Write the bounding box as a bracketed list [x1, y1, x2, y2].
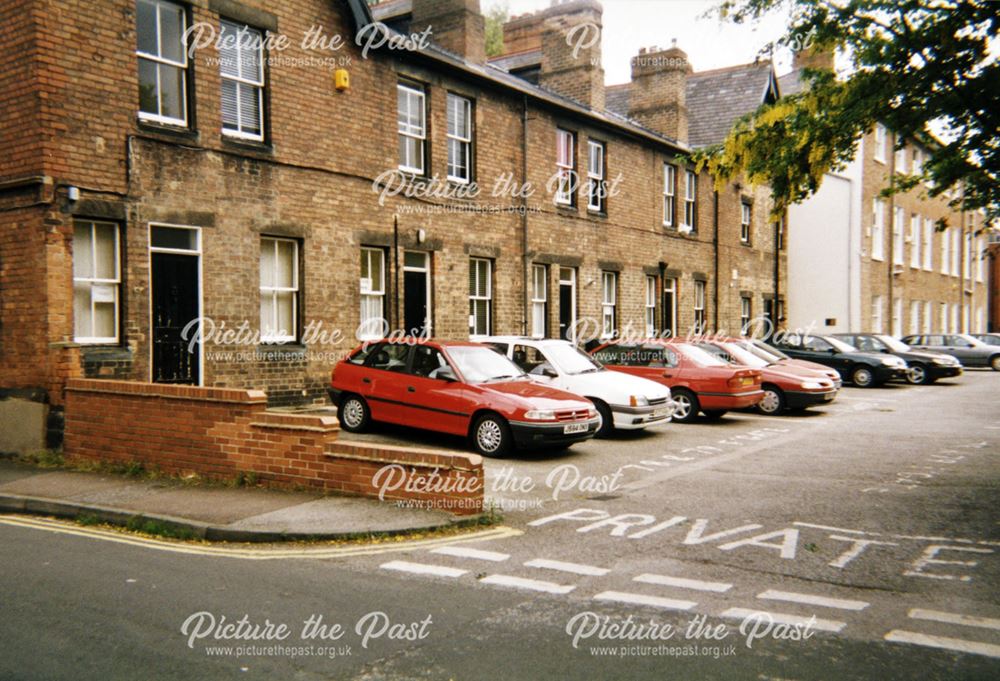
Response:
[531, 264, 547, 338]
[601, 271, 617, 338]
[469, 257, 492, 336]
[260, 237, 299, 342]
[73, 220, 121, 343]
[645, 275, 657, 337]
[360, 247, 386, 340]
[693, 280, 706, 333]
[740, 296, 752, 334]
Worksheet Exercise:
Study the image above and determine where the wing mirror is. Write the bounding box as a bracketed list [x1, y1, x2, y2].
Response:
[542, 367, 558, 379]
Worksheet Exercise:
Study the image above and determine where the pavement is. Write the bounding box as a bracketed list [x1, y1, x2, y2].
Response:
[0, 458, 471, 541]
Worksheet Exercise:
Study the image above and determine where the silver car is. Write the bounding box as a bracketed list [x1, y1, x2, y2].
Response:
[901, 334, 1000, 371]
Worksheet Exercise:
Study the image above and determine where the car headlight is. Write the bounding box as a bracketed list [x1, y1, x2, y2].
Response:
[587, 408, 599, 419]
[524, 409, 556, 421]
[801, 381, 823, 390]
[880, 358, 896, 366]
[629, 395, 649, 407]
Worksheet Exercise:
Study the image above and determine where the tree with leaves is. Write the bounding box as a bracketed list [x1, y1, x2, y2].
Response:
[696, 0, 999, 223]
[485, 2, 509, 58]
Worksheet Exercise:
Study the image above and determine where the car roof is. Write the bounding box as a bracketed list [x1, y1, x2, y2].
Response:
[361, 338, 485, 349]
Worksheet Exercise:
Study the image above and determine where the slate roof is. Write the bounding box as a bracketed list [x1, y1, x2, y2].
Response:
[685, 62, 778, 148]
[777, 68, 806, 96]
[604, 83, 631, 117]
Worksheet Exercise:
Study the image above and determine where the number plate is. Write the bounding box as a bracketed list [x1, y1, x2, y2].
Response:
[564, 423, 588, 434]
[651, 409, 670, 419]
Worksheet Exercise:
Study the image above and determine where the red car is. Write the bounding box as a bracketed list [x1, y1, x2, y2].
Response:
[741, 338, 843, 390]
[590, 340, 763, 423]
[330, 339, 599, 457]
[695, 338, 839, 415]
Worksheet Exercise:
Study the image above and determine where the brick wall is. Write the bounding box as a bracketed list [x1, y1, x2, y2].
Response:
[63, 379, 484, 514]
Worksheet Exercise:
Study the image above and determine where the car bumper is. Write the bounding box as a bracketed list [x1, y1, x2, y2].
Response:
[784, 389, 838, 409]
[927, 365, 963, 380]
[508, 418, 600, 448]
[874, 366, 908, 383]
[697, 389, 764, 410]
[610, 402, 676, 430]
[328, 387, 342, 403]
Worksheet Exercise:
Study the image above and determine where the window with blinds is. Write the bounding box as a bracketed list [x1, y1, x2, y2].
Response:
[220, 20, 265, 141]
[469, 258, 492, 336]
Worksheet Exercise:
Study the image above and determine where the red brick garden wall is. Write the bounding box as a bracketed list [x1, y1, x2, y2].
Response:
[63, 379, 483, 515]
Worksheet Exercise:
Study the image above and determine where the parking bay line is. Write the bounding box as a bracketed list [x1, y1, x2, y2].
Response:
[757, 589, 869, 611]
[593, 591, 697, 612]
[719, 608, 846, 633]
[430, 546, 510, 562]
[380, 561, 468, 578]
[884, 630, 1000, 659]
[908, 608, 1000, 631]
[524, 558, 610, 576]
[479, 574, 576, 594]
[634, 573, 733, 593]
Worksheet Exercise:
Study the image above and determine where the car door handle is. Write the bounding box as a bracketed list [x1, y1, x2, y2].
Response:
[663, 373, 674, 378]
[362, 377, 371, 384]
[407, 386, 416, 393]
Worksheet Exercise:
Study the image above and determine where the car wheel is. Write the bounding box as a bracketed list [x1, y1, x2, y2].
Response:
[472, 413, 512, 458]
[851, 366, 875, 388]
[592, 400, 614, 438]
[991, 355, 1000, 372]
[906, 363, 930, 385]
[703, 410, 728, 420]
[339, 394, 370, 433]
[671, 389, 700, 423]
[758, 385, 785, 415]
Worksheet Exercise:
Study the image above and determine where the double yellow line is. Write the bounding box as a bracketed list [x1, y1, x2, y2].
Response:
[0, 514, 522, 560]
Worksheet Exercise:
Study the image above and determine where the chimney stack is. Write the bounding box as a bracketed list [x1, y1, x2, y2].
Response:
[627, 42, 691, 143]
[537, 0, 605, 111]
[411, 0, 486, 65]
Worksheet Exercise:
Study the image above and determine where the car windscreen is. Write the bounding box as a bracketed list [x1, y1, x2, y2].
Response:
[445, 346, 527, 384]
[543, 343, 603, 375]
[676, 343, 730, 367]
[825, 336, 858, 353]
[751, 339, 790, 360]
[874, 335, 911, 352]
[718, 342, 769, 368]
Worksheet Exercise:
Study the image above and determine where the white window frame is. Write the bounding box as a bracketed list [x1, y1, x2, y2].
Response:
[259, 237, 299, 343]
[219, 20, 265, 142]
[587, 140, 606, 212]
[910, 214, 921, 269]
[469, 257, 492, 337]
[951, 227, 961, 277]
[530, 264, 547, 339]
[873, 124, 887, 163]
[894, 143, 907, 174]
[662, 163, 675, 227]
[446, 93, 472, 184]
[663, 277, 677, 337]
[397, 82, 426, 174]
[359, 247, 387, 341]
[136, 0, 189, 127]
[923, 301, 932, 334]
[555, 129, 575, 206]
[740, 296, 751, 333]
[871, 199, 885, 261]
[600, 271, 617, 339]
[740, 202, 752, 244]
[871, 294, 883, 333]
[912, 148, 923, 176]
[922, 217, 934, 271]
[976, 236, 985, 282]
[682, 171, 697, 230]
[939, 302, 948, 333]
[893, 207, 905, 265]
[891, 296, 902, 336]
[73, 220, 121, 344]
[693, 280, 706, 331]
[909, 300, 920, 336]
[644, 275, 657, 337]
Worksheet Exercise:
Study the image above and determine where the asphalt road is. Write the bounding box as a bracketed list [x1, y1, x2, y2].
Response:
[1, 371, 998, 680]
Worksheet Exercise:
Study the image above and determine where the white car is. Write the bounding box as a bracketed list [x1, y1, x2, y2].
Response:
[482, 336, 675, 436]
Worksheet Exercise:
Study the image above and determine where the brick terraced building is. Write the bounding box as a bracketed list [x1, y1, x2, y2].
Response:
[0, 0, 787, 450]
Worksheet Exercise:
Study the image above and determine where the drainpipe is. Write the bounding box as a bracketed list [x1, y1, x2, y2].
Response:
[713, 188, 720, 331]
[521, 95, 530, 336]
[887, 133, 896, 331]
[773, 208, 781, 330]
[393, 215, 400, 331]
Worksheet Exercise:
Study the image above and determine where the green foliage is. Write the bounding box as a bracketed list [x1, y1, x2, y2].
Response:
[699, 0, 999, 222]
[485, 2, 509, 58]
[125, 515, 196, 540]
[19, 449, 65, 468]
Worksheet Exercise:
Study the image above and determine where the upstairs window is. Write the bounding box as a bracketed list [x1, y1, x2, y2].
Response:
[871, 199, 885, 261]
[662, 164, 676, 227]
[220, 20, 265, 141]
[740, 202, 752, 244]
[447, 93, 472, 183]
[397, 83, 426, 174]
[873, 124, 887, 163]
[136, 0, 188, 126]
[555, 129, 575, 206]
[682, 171, 697, 231]
[587, 140, 606, 212]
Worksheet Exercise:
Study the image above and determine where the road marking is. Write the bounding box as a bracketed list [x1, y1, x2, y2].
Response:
[884, 630, 1000, 658]
[719, 608, 846, 633]
[593, 591, 697, 611]
[0, 515, 522, 560]
[757, 589, 869, 611]
[793, 522, 870, 535]
[524, 558, 609, 576]
[908, 608, 1000, 631]
[633, 573, 732, 593]
[479, 575, 576, 594]
[430, 546, 509, 562]
[379, 561, 468, 578]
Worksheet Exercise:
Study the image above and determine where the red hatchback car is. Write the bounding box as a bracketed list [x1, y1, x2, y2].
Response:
[591, 340, 763, 423]
[695, 338, 839, 415]
[330, 340, 599, 457]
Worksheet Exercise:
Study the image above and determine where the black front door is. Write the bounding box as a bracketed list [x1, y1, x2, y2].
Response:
[403, 269, 428, 336]
[559, 283, 573, 340]
[151, 252, 199, 384]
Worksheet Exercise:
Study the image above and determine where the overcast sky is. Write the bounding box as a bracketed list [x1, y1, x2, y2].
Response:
[483, 0, 796, 84]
